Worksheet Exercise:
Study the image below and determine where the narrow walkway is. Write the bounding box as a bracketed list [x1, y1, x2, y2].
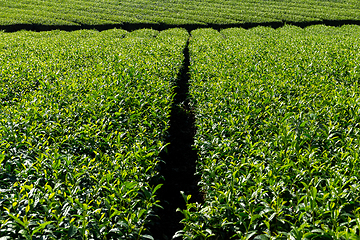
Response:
[151, 40, 203, 240]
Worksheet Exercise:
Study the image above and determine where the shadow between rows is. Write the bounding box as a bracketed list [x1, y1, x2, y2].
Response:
[148, 39, 204, 240]
[2, 20, 360, 32]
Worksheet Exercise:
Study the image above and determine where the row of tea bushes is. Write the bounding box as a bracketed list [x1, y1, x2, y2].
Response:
[179, 25, 360, 239]
[0, 28, 188, 239]
[1, 0, 360, 27]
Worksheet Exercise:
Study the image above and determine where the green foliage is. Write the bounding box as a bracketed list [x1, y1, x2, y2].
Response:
[0, 28, 189, 239]
[181, 25, 360, 239]
[0, 0, 360, 26]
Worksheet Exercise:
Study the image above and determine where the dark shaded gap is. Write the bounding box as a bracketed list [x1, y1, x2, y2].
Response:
[149, 39, 203, 240]
[2, 19, 360, 32]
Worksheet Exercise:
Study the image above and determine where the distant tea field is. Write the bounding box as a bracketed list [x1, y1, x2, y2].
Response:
[1, 0, 360, 27]
[1, 1, 360, 240]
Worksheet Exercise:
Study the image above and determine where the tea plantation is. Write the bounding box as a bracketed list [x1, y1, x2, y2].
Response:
[182, 25, 360, 239]
[1, 1, 360, 239]
[1, 0, 360, 27]
[0, 28, 189, 239]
